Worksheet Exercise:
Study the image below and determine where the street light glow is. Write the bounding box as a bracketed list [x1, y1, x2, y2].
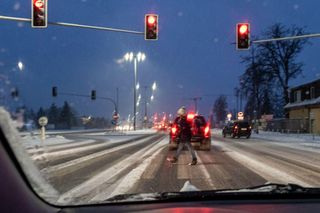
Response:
[136, 82, 140, 90]
[124, 53, 130, 61]
[151, 95, 154, 101]
[18, 61, 24, 71]
[129, 52, 134, 61]
[152, 81, 157, 91]
[137, 52, 142, 61]
[141, 53, 146, 61]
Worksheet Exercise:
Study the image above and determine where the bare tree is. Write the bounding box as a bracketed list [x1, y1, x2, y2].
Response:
[257, 23, 309, 105]
[240, 47, 270, 119]
[213, 95, 228, 125]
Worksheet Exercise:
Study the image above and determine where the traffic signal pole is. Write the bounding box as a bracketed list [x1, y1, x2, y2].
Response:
[0, 15, 143, 35]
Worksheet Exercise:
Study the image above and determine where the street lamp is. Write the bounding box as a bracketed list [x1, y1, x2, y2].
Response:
[124, 51, 146, 130]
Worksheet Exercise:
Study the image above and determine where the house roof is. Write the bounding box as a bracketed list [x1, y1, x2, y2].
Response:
[290, 78, 320, 90]
[284, 96, 320, 109]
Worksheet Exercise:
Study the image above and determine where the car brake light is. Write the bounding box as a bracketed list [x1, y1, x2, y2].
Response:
[187, 113, 195, 121]
[171, 126, 177, 134]
[204, 125, 210, 136]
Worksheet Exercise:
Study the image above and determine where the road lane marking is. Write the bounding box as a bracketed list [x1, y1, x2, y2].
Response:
[32, 135, 150, 160]
[92, 138, 168, 201]
[194, 152, 217, 189]
[41, 135, 156, 176]
[28, 140, 96, 155]
[215, 142, 312, 187]
[56, 136, 165, 204]
[177, 154, 190, 179]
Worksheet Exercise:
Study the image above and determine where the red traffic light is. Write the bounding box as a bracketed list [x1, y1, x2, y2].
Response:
[147, 16, 156, 25]
[34, 0, 44, 8]
[145, 14, 158, 40]
[236, 23, 250, 50]
[239, 24, 248, 34]
[32, 0, 47, 28]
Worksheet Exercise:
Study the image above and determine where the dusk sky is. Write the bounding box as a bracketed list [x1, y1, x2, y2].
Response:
[1, 0, 320, 120]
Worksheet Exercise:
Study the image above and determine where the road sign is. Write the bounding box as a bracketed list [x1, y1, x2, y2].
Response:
[38, 116, 48, 126]
[113, 113, 119, 120]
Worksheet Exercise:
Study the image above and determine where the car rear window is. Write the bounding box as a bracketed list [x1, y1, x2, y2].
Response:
[238, 122, 250, 128]
[194, 116, 206, 127]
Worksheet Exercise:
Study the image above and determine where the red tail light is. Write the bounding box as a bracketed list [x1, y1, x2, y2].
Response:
[171, 126, 177, 134]
[187, 113, 195, 121]
[204, 125, 210, 137]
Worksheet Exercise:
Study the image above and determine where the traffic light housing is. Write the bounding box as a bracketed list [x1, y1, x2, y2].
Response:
[237, 23, 250, 50]
[32, 0, 47, 28]
[91, 90, 96, 100]
[52, 87, 57, 97]
[145, 14, 158, 40]
[11, 88, 19, 98]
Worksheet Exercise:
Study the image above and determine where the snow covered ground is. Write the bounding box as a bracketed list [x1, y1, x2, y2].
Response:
[211, 128, 320, 143]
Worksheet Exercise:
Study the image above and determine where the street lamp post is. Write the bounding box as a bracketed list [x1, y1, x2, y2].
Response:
[124, 52, 146, 130]
[143, 81, 157, 129]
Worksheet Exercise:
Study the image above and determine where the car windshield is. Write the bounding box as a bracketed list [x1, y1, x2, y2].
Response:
[1, 0, 320, 206]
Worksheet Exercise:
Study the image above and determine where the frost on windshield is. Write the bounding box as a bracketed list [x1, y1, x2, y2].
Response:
[0, 107, 60, 204]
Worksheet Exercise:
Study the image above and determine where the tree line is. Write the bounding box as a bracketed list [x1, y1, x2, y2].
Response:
[21, 101, 110, 130]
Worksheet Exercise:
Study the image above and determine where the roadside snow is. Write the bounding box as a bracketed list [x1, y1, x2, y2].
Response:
[20, 135, 73, 149]
[251, 131, 320, 143]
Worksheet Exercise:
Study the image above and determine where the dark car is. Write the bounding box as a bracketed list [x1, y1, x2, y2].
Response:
[169, 114, 211, 150]
[223, 120, 252, 139]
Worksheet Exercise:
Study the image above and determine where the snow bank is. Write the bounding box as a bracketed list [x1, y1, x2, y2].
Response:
[251, 131, 320, 143]
[21, 134, 73, 149]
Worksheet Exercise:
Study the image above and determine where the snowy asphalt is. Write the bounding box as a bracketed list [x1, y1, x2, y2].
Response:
[26, 130, 320, 204]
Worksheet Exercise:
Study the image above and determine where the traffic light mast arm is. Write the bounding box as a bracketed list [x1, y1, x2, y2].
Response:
[98, 97, 118, 113]
[252, 33, 320, 43]
[0, 15, 143, 35]
[54, 91, 118, 113]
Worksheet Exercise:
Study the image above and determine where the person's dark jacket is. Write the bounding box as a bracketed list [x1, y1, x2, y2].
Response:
[174, 116, 192, 142]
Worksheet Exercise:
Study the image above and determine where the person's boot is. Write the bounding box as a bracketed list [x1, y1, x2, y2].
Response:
[169, 157, 178, 163]
[190, 158, 197, 165]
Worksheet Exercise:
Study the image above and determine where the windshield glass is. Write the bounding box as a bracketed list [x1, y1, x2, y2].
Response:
[1, 0, 320, 206]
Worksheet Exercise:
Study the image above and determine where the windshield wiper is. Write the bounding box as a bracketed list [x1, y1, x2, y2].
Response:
[105, 183, 320, 203]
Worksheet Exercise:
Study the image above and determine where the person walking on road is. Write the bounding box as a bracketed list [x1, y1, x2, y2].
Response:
[169, 106, 197, 165]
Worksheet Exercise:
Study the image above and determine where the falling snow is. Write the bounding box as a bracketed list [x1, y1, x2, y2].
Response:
[13, 2, 20, 11]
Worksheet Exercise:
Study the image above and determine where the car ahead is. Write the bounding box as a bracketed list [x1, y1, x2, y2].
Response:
[169, 114, 211, 150]
[223, 120, 252, 139]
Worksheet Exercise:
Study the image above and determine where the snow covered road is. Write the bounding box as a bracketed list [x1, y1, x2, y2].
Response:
[22, 130, 320, 205]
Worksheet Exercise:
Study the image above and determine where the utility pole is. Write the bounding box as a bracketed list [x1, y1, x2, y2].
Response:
[189, 97, 202, 113]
